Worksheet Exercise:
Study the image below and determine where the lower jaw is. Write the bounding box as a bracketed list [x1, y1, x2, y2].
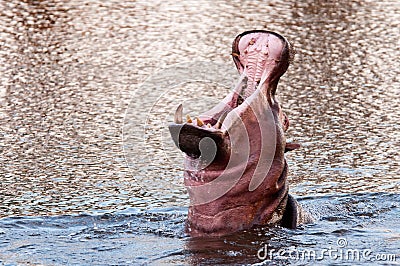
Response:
[186, 196, 287, 236]
[184, 193, 288, 236]
[186, 204, 257, 236]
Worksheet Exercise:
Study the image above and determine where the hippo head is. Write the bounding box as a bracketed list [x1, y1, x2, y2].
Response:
[169, 30, 299, 236]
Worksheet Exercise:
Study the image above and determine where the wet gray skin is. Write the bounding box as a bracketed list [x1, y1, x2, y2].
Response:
[0, 0, 399, 265]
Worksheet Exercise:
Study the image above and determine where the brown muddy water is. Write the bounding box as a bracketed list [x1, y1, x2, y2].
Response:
[0, 0, 399, 265]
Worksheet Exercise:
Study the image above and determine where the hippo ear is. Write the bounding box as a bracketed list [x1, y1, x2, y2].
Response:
[285, 142, 301, 153]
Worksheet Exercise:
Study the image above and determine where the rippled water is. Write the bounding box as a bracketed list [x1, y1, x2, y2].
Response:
[0, 0, 399, 265]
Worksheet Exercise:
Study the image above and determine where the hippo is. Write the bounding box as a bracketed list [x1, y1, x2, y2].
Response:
[169, 30, 313, 237]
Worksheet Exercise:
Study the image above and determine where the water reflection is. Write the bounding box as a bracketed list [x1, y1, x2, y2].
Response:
[0, 0, 398, 213]
[279, 0, 400, 196]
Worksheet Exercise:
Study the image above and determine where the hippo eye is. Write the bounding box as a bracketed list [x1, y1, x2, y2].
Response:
[249, 38, 255, 45]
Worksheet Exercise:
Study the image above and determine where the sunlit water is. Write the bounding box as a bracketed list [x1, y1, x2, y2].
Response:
[0, 0, 399, 265]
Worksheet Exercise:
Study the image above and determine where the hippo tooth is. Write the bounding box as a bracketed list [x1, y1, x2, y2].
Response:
[207, 123, 212, 128]
[186, 114, 192, 123]
[174, 104, 183, 124]
[215, 111, 228, 129]
[196, 117, 204, 127]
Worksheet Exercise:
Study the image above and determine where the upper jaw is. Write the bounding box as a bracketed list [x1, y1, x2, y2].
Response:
[232, 30, 292, 98]
[169, 30, 292, 159]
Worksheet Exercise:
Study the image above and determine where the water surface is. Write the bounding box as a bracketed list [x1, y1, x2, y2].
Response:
[0, 0, 399, 264]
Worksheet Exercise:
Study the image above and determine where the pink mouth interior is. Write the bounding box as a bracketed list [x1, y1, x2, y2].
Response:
[176, 32, 288, 131]
[236, 32, 285, 99]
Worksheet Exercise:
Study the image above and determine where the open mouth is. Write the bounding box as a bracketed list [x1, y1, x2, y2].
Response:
[169, 30, 292, 159]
